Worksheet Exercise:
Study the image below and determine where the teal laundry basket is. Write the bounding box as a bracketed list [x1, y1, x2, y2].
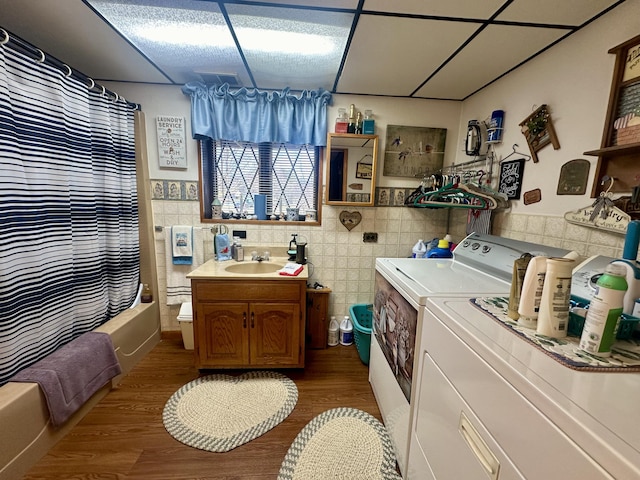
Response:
[350, 303, 373, 365]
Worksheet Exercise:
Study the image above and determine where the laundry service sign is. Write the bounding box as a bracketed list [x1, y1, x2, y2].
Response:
[156, 116, 187, 168]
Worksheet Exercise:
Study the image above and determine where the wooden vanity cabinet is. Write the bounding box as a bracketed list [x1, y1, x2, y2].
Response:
[191, 279, 306, 369]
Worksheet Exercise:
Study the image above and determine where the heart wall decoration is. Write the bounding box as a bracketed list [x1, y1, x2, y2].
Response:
[339, 211, 362, 231]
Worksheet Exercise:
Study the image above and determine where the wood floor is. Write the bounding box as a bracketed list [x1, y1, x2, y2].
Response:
[24, 334, 382, 479]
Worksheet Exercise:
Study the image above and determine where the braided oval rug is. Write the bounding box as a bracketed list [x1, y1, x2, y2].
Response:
[278, 407, 402, 480]
[163, 371, 297, 452]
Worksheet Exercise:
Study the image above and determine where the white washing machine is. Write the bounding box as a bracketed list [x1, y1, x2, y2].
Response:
[409, 295, 640, 479]
[370, 233, 570, 477]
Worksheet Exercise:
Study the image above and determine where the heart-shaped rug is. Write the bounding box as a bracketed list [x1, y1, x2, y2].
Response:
[339, 210, 362, 231]
[278, 407, 401, 479]
[163, 371, 298, 452]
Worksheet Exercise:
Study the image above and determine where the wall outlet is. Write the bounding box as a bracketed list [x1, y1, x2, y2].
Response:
[363, 232, 378, 243]
[232, 230, 247, 239]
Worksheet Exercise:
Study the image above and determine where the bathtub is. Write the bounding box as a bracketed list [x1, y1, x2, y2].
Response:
[0, 300, 160, 480]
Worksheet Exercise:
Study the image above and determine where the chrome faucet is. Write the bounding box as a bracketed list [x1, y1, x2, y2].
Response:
[251, 251, 270, 262]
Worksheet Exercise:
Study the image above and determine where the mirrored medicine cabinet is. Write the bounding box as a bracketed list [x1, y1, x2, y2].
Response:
[325, 133, 378, 206]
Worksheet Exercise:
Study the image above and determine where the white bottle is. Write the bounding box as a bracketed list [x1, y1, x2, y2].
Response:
[517, 256, 548, 329]
[328, 316, 339, 347]
[412, 239, 427, 258]
[339, 316, 353, 345]
[536, 257, 575, 338]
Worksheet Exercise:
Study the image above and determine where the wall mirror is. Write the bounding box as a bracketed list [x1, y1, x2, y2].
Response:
[325, 133, 378, 206]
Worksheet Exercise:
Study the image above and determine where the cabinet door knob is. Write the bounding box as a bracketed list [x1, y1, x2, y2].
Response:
[251, 312, 255, 328]
[243, 312, 247, 328]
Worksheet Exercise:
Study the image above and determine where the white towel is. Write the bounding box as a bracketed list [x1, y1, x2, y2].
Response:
[172, 225, 193, 264]
[165, 228, 204, 305]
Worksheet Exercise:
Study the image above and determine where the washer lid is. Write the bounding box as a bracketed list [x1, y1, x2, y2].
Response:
[376, 257, 510, 305]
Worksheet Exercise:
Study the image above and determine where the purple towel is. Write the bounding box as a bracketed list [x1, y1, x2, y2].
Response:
[11, 331, 121, 427]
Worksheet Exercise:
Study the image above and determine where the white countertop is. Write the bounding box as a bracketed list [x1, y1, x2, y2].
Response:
[186, 256, 308, 280]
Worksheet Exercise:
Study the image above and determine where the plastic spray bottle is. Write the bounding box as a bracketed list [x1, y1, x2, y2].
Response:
[579, 263, 628, 356]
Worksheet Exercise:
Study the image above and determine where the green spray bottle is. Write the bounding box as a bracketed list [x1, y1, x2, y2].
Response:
[579, 263, 628, 357]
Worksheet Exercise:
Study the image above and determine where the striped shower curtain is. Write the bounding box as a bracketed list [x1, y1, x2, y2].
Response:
[0, 41, 139, 385]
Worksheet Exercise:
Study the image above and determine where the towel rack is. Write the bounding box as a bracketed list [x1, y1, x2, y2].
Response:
[154, 226, 217, 233]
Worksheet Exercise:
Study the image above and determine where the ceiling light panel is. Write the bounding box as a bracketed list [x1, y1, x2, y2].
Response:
[363, 0, 508, 19]
[338, 15, 478, 96]
[414, 24, 567, 100]
[88, 0, 251, 85]
[225, 4, 353, 91]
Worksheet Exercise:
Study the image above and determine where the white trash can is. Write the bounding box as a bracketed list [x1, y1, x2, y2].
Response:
[178, 302, 194, 350]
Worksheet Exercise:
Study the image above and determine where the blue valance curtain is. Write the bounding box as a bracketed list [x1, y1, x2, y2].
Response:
[0, 39, 139, 385]
[181, 82, 332, 146]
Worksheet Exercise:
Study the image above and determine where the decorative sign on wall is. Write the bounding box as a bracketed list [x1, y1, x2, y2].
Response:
[498, 158, 525, 199]
[383, 125, 446, 178]
[523, 188, 541, 205]
[564, 203, 630, 234]
[339, 211, 362, 231]
[557, 159, 590, 195]
[156, 116, 187, 168]
[518, 105, 560, 163]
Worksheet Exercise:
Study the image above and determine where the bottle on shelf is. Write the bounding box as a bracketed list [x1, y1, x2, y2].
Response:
[335, 108, 348, 133]
[141, 283, 153, 303]
[363, 109, 375, 134]
[355, 112, 363, 134]
[486, 109, 504, 143]
[347, 104, 356, 134]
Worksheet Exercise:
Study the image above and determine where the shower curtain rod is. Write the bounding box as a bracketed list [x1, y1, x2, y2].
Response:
[0, 27, 139, 109]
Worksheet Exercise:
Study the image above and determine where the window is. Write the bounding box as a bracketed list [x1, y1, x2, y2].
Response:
[199, 139, 321, 221]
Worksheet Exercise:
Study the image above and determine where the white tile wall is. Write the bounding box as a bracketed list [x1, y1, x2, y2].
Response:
[153, 201, 626, 332]
[153, 199, 449, 330]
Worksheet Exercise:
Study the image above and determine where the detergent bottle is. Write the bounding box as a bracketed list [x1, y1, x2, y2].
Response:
[426, 239, 453, 258]
[328, 316, 339, 347]
[339, 316, 354, 346]
[412, 239, 427, 258]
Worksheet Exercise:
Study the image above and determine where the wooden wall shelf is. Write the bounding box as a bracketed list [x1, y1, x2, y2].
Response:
[587, 34, 640, 197]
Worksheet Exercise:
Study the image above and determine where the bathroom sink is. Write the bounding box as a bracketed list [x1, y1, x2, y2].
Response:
[224, 262, 282, 274]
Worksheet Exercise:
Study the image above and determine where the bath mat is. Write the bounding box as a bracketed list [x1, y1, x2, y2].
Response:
[11, 331, 121, 427]
[278, 407, 402, 480]
[471, 297, 640, 372]
[163, 371, 297, 452]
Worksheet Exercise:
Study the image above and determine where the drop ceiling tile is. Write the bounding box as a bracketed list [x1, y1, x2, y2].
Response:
[226, 4, 352, 91]
[89, 0, 252, 85]
[496, 0, 621, 26]
[338, 15, 479, 96]
[363, 0, 508, 19]
[414, 24, 568, 100]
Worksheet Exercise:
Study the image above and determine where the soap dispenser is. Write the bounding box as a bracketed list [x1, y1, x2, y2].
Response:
[288, 234, 298, 261]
